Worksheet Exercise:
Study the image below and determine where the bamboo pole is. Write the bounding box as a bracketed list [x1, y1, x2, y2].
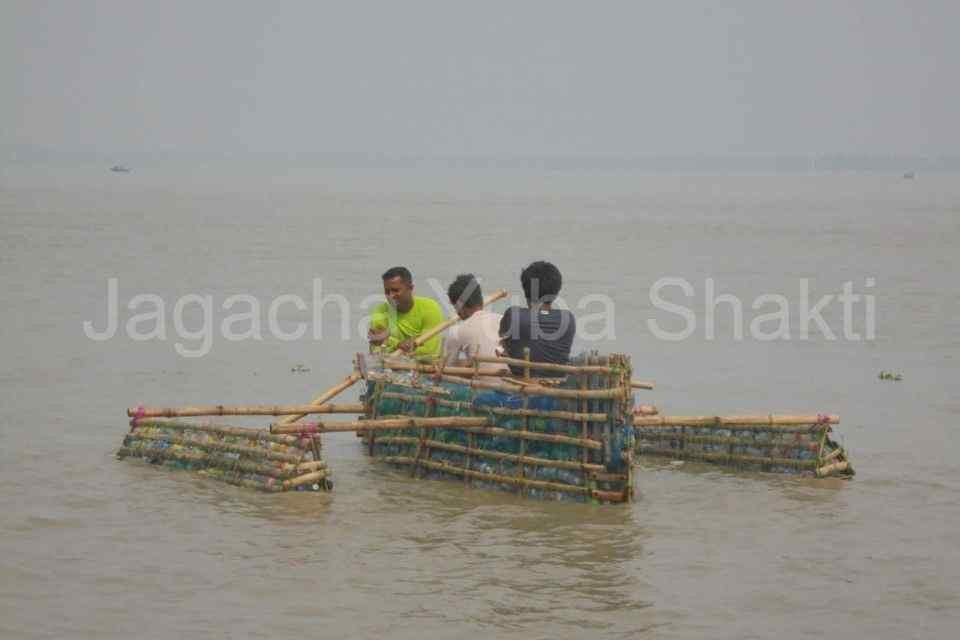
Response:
[277, 372, 363, 425]
[129, 419, 303, 446]
[282, 470, 328, 490]
[117, 443, 320, 478]
[377, 390, 612, 427]
[633, 423, 831, 434]
[124, 432, 308, 464]
[127, 403, 365, 419]
[821, 448, 843, 463]
[295, 461, 327, 473]
[816, 460, 850, 477]
[390, 289, 508, 356]
[438, 373, 628, 400]
[633, 415, 840, 427]
[631, 381, 655, 390]
[633, 404, 659, 416]
[270, 416, 490, 434]
[374, 436, 606, 472]
[473, 356, 616, 374]
[579, 355, 589, 468]
[637, 432, 821, 451]
[379, 456, 625, 502]
[518, 347, 531, 494]
[365, 417, 604, 450]
[380, 360, 507, 378]
[442, 425, 603, 450]
[638, 447, 820, 469]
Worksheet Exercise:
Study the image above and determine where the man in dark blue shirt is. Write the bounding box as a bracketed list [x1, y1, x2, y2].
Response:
[499, 261, 576, 377]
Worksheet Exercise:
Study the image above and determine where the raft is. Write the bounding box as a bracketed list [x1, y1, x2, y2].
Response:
[633, 414, 854, 477]
[359, 352, 636, 503]
[116, 348, 853, 499]
[117, 419, 330, 492]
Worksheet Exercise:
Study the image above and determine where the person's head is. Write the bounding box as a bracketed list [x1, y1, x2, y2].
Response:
[382, 266, 414, 312]
[520, 261, 562, 306]
[447, 274, 483, 320]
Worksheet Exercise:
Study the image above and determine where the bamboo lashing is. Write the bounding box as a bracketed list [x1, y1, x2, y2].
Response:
[278, 371, 363, 425]
[389, 288, 508, 356]
[633, 415, 840, 427]
[127, 403, 365, 419]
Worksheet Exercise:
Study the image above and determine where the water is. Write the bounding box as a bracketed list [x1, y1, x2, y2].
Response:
[1, 164, 958, 638]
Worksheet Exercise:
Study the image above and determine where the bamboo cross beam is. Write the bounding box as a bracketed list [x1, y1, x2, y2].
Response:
[270, 416, 490, 435]
[380, 359, 506, 378]
[469, 355, 653, 388]
[277, 372, 363, 426]
[390, 288, 508, 356]
[377, 392, 610, 422]
[633, 414, 840, 427]
[127, 403, 365, 419]
[473, 355, 614, 374]
[438, 373, 628, 400]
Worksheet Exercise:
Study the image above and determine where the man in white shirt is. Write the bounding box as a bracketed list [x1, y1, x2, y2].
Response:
[444, 274, 509, 373]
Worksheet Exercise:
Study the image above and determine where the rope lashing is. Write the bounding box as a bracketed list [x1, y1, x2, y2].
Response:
[129, 406, 146, 430]
[809, 413, 833, 433]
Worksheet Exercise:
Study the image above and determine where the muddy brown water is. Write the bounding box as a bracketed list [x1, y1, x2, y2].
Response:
[1, 167, 958, 638]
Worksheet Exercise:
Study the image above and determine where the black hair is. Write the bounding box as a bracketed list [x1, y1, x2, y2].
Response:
[520, 261, 562, 304]
[447, 274, 483, 309]
[381, 266, 413, 284]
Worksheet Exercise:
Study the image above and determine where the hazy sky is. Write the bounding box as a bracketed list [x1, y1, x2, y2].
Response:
[2, 1, 957, 156]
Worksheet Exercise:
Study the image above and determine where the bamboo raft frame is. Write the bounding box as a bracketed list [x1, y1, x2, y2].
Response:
[359, 352, 636, 503]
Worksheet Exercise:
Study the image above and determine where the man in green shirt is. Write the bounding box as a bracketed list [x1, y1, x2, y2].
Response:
[368, 266, 446, 361]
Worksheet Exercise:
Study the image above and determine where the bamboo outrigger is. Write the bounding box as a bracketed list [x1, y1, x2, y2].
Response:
[116, 290, 854, 500]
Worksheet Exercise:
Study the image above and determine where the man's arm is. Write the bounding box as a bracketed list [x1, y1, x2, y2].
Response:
[411, 298, 446, 360]
[367, 304, 396, 351]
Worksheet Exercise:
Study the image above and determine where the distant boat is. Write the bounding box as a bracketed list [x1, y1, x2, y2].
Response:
[110, 165, 131, 173]
[903, 171, 916, 179]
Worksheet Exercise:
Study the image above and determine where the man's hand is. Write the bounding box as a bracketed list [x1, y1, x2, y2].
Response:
[397, 338, 415, 353]
[368, 326, 390, 346]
